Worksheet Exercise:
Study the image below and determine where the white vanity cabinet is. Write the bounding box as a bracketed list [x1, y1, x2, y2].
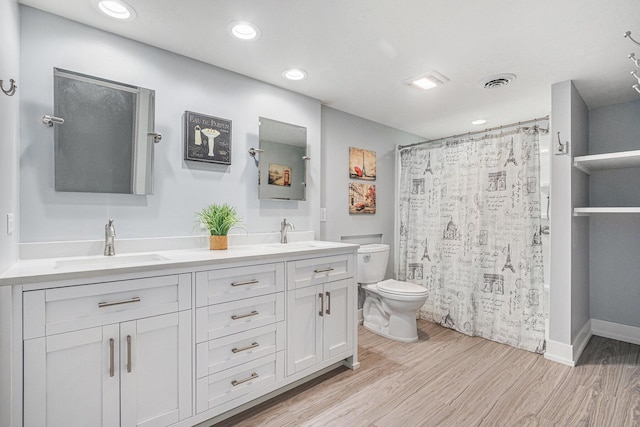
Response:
[21, 274, 192, 427]
[2, 242, 359, 427]
[286, 254, 355, 376]
[194, 262, 286, 414]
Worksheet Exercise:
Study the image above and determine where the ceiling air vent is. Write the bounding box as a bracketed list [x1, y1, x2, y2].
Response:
[478, 73, 517, 89]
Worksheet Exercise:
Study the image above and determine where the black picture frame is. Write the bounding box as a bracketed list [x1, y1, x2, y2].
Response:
[184, 111, 231, 165]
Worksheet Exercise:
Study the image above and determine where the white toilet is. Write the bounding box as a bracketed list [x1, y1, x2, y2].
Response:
[358, 244, 428, 343]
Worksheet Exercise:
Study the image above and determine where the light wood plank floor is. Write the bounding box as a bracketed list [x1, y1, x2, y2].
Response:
[217, 320, 640, 426]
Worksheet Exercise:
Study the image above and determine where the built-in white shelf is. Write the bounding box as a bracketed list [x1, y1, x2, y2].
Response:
[573, 207, 640, 216]
[573, 150, 640, 174]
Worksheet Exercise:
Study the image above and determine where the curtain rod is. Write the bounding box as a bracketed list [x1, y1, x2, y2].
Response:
[398, 115, 550, 151]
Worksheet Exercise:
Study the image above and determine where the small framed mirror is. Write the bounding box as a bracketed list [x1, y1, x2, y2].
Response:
[258, 117, 307, 201]
[53, 68, 157, 195]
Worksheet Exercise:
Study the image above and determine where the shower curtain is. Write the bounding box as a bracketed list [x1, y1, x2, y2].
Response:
[397, 127, 545, 353]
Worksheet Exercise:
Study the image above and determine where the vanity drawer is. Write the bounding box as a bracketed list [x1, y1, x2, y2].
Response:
[195, 293, 284, 343]
[196, 352, 283, 414]
[196, 322, 284, 379]
[23, 274, 191, 339]
[287, 254, 354, 289]
[195, 262, 284, 307]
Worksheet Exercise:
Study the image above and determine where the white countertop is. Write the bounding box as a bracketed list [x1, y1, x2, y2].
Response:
[0, 240, 359, 286]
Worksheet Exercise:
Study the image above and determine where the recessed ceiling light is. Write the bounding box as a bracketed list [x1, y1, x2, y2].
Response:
[228, 21, 260, 40]
[93, 0, 136, 20]
[405, 70, 449, 91]
[472, 119, 487, 125]
[282, 68, 307, 81]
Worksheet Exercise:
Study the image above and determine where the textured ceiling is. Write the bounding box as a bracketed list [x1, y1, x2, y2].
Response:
[18, 0, 640, 139]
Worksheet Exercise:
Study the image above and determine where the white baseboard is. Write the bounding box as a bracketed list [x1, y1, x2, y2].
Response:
[544, 319, 592, 367]
[591, 319, 640, 345]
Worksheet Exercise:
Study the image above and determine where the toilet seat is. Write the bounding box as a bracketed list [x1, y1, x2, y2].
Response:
[377, 279, 428, 296]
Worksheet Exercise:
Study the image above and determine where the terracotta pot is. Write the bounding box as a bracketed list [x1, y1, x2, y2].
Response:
[209, 235, 228, 250]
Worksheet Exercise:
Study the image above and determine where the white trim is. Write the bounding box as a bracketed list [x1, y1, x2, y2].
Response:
[572, 319, 592, 362]
[544, 339, 576, 366]
[591, 318, 640, 345]
[544, 319, 592, 367]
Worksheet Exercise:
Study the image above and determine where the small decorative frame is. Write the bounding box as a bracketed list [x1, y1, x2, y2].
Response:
[349, 182, 376, 214]
[268, 163, 292, 187]
[184, 111, 231, 164]
[349, 147, 376, 180]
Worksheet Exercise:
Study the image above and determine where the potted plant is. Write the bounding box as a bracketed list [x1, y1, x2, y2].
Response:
[196, 203, 241, 250]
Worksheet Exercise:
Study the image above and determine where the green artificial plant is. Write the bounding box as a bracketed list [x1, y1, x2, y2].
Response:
[196, 203, 241, 236]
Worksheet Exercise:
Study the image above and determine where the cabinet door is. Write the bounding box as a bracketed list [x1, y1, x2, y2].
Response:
[286, 285, 323, 375]
[23, 324, 120, 427]
[120, 311, 192, 427]
[323, 279, 354, 360]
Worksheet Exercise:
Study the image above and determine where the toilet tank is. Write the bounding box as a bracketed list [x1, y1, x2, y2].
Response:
[357, 244, 390, 284]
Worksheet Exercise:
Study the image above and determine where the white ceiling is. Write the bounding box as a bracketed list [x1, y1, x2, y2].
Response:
[18, 0, 640, 139]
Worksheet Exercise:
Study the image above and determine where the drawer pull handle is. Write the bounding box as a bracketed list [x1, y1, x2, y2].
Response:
[231, 310, 259, 320]
[98, 297, 141, 308]
[231, 342, 260, 353]
[314, 267, 334, 273]
[319, 293, 324, 317]
[231, 372, 259, 386]
[326, 291, 331, 315]
[126, 335, 132, 373]
[231, 279, 260, 287]
[109, 338, 115, 377]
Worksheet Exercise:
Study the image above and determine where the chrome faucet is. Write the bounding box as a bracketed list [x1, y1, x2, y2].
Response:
[280, 218, 295, 244]
[104, 219, 116, 256]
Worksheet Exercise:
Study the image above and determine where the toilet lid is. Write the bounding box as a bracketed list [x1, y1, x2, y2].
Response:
[377, 279, 427, 295]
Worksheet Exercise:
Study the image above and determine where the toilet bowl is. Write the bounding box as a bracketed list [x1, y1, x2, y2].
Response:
[357, 244, 428, 342]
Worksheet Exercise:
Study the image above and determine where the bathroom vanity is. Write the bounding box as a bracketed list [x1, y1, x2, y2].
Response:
[0, 239, 359, 427]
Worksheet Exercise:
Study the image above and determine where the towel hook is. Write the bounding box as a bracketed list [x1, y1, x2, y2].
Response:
[0, 78, 17, 96]
[624, 31, 640, 48]
[555, 132, 569, 155]
[629, 53, 640, 68]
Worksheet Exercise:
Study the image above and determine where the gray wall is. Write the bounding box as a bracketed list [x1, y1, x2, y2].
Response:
[0, 0, 19, 273]
[549, 80, 590, 347]
[19, 7, 322, 243]
[320, 106, 422, 279]
[0, 0, 20, 424]
[589, 100, 640, 328]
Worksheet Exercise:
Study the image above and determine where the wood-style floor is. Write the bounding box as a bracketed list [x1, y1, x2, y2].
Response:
[218, 320, 640, 426]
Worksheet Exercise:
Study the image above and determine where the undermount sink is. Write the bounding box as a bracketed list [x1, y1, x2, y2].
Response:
[54, 253, 168, 269]
[267, 241, 335, 249]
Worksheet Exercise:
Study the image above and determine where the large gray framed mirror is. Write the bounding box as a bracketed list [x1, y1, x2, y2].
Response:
[258, 117, 307, 201]
[53, 68, 157, 195]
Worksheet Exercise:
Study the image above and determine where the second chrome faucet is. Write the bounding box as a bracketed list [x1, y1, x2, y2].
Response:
[280, 218, 295, 244]
[104, 219, 116, 256]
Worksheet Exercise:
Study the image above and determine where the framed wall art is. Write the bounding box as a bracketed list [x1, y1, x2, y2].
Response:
[349, 147, 376, 180]
[184, 111, 231, 164]
[349, 182, 376, 214]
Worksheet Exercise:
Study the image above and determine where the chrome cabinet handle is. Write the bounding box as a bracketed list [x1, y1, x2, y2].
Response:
[326, 291, 331, 315]
[318, 293, 324, 317]
[231, 372, 259, 386]
[109, 338, 115, 377]
[126, 335, 132, 373]
[98, 297, 141, 308]
[232, 342, 259, 354]
[231, 279, 259, 287]
[231, 310, 259, 320]
[314, 267, 334, 273]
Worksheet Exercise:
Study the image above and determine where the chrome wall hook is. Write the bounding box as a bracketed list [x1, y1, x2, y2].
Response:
[624, 31, 640, 47]
[629, 53, 640, 68]
[631, 71, 640, 85]
[555, 131, 569, 155]
[634, 84, 640, 95]
[0, 78, 17, 96]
